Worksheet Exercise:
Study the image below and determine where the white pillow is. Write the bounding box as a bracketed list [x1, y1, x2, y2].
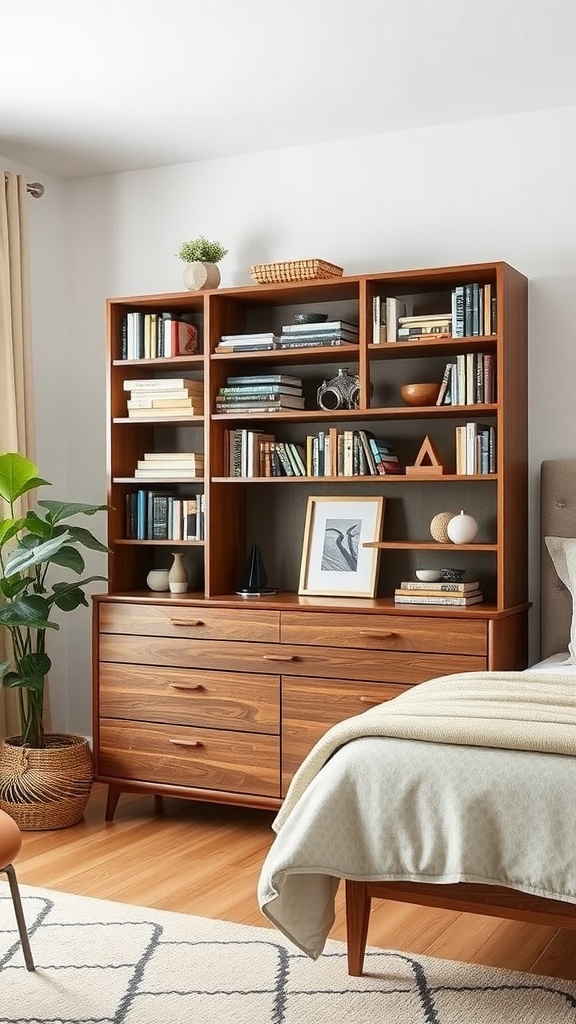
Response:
[545, 536, 576, 665]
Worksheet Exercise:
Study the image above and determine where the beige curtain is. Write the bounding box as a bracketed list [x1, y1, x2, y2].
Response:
[0, 172, 38, 739]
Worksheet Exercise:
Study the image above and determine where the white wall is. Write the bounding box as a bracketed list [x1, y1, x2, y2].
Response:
[6, 103, 576, 736]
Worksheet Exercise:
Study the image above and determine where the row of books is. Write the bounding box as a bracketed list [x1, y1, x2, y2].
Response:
[125, 491, 205, 541]
[436, 352, 495, 406]
[455, 423, 496, 476]
[216, 374, 304, 414]
[372, 285, 497, 344]
[121, 312, 200, 360]
[123, 377, 204, 418]
[132, 451, 204, 481]
[224, 428, 401, 478]
[215, 320, 359, 353]
[394, 579, 484, 607]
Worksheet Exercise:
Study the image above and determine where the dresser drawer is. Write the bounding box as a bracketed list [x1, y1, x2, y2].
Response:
[98, 601, 280, 642]
[99, 663, 280, 734]
[280, 611, 487, 657]
[98, 721, 280, 797]
[281, 676, 411, 794]
[99, 634, 485, 683]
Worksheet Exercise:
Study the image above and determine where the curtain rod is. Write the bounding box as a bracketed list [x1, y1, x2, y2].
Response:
[26, 181, 44, 198]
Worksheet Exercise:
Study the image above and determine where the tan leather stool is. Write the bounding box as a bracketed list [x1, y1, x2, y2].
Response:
[0, 809, 34, 970]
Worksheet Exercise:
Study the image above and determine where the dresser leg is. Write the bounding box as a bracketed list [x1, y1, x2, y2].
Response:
[105, 785, 121, 821]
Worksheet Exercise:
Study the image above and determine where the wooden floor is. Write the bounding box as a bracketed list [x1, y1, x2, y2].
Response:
[13, 783, 576, 981]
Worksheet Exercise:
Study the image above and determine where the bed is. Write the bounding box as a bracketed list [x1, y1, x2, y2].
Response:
[258, 459, 576, 975]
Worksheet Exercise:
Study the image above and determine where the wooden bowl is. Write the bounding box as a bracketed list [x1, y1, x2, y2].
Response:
[400, 382, 441, 406]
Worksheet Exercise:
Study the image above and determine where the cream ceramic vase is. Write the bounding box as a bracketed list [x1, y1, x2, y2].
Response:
[168, 552, 188, 593]
[182, 261, 221, 291]
[146, 569, 170, 592]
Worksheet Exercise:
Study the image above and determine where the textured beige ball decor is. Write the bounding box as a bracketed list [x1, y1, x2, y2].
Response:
[430, 511, 457, 543]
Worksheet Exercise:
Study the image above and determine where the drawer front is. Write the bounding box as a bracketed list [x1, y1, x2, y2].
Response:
[280, 611, 487, 657]
[99, 663, 280, 734]
[99, 634, 486, 684]
[282, 676, 411, 795]
[99, 602, 280, 642]
[98, 721, 279, 797]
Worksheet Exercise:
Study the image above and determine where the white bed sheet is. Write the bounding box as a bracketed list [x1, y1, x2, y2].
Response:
[530, 652, 574, 672]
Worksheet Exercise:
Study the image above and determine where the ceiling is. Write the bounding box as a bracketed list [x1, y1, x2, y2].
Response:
[2, 0, 576, 180]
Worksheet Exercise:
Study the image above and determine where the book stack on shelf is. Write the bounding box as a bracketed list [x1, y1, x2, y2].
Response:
[436, 352, 495, 406]
[215, 374, 304, 414]
[134, 452, 204, 480]
[397, 312, 452, 341]
[124, 378, 204, 418]
[454, 423, 496, 475]
[215, 332, 280, 353]
[303, 429, 402, 477]
[451, 283, 495, 337]
[394, 579, 484, 607]
[372, 296, 413, 343]
[277, 320, 359, 349]
[122, 312, 199, 359]
[126, 491, 205, 541]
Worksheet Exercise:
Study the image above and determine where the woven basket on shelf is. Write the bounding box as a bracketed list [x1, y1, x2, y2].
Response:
[0, 733, 93, 831]
[249, 259, 344, 285]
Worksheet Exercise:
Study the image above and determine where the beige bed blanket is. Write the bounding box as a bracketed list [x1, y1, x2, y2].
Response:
[275, 670, 576, 831]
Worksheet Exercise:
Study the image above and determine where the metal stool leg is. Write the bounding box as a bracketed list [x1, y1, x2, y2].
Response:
[3, 864, 35, 971]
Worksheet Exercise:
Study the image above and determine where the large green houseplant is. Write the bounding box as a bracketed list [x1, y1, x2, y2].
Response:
[0, 452, 108, 828]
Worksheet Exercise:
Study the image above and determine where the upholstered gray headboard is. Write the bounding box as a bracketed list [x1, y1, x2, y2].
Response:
[540, 460, 576, 659]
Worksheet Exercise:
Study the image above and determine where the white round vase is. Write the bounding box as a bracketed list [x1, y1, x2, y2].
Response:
[446, 510, 479, 545]
[182, 261, 221, 291]
[146, 569, 170, 592]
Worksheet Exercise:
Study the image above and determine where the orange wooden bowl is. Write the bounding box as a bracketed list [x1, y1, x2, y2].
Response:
[400, 382, 441, 406]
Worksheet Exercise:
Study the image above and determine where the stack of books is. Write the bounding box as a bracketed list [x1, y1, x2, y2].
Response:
[215, 332, 279, 353]
[397, 313, 452, 341]
[126, 491, 204, 541]
[215, 374, 304, 414]
[277, 320, 359, 349]
[123, 378, 204, 418]
[393, 579, 484, 606]
[134, 452, 204, 480]
[122, 311, 200, 359]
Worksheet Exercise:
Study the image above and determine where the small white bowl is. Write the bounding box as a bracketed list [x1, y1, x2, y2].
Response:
[415, 569, 442, 582]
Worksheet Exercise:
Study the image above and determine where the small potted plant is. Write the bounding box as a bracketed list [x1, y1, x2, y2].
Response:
[0, 451, 109, 829]
[177, 236, 228, 291]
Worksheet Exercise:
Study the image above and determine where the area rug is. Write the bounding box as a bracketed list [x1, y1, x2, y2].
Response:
[2, 884, 576, 1023]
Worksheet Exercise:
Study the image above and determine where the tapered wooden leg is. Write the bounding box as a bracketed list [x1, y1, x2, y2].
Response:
[4, 864, 34, 971]
[105, 785, 121, 821]
[345, 879, 371, 976]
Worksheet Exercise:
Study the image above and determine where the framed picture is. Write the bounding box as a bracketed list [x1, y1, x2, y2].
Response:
[298, 495, 385, 598]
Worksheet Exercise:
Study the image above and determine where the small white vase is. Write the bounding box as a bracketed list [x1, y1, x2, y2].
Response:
[168, 552, 188, 593]
[446, 510, 479, 545]
[182, 261, 221, 291]
[146, 569, 170, 592]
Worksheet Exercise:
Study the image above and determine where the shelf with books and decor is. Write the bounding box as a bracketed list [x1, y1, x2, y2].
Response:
[94, 262, 528, 821]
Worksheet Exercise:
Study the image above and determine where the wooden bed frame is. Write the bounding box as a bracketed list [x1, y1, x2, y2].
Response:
[345, 459, 576, 975]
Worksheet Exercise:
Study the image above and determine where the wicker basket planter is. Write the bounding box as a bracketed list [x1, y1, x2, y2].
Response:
[249, 259, 344, 284]
[0, 734, 93, 830]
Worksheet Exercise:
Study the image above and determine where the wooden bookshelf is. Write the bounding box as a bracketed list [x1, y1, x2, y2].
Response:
[93, 261, 528, 820]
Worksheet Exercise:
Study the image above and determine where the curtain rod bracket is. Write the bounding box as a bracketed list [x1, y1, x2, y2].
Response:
[26, 182, 44, 199]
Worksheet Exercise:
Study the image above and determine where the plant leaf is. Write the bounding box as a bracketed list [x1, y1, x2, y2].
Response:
[3, 532, 72, 576]
[0, 452, 50, 503]
[48, 545, 85, 574]
[1, 652, 51, 690]
[50, 575, 106, 611]
[66, 525, 110, 552]
[0, 593, 58, 629]
[37, 500, 110, 524]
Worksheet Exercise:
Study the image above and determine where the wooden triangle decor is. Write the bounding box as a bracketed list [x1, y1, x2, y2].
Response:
[405, 434, 445, 475]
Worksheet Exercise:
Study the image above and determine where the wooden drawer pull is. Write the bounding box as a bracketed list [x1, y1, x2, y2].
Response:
[168, 683, 205, 692]
[168, 739, 204, 748]
[170, 619, 205, 627]
[359, 630, 399, 639]
[263, 654, 298, 662]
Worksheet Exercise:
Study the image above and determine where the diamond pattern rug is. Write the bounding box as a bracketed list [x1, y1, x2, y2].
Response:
[1, 883, 576, 1023]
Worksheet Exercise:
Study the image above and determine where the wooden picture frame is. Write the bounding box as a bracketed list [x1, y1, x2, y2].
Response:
[298, 496, 385, 598]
